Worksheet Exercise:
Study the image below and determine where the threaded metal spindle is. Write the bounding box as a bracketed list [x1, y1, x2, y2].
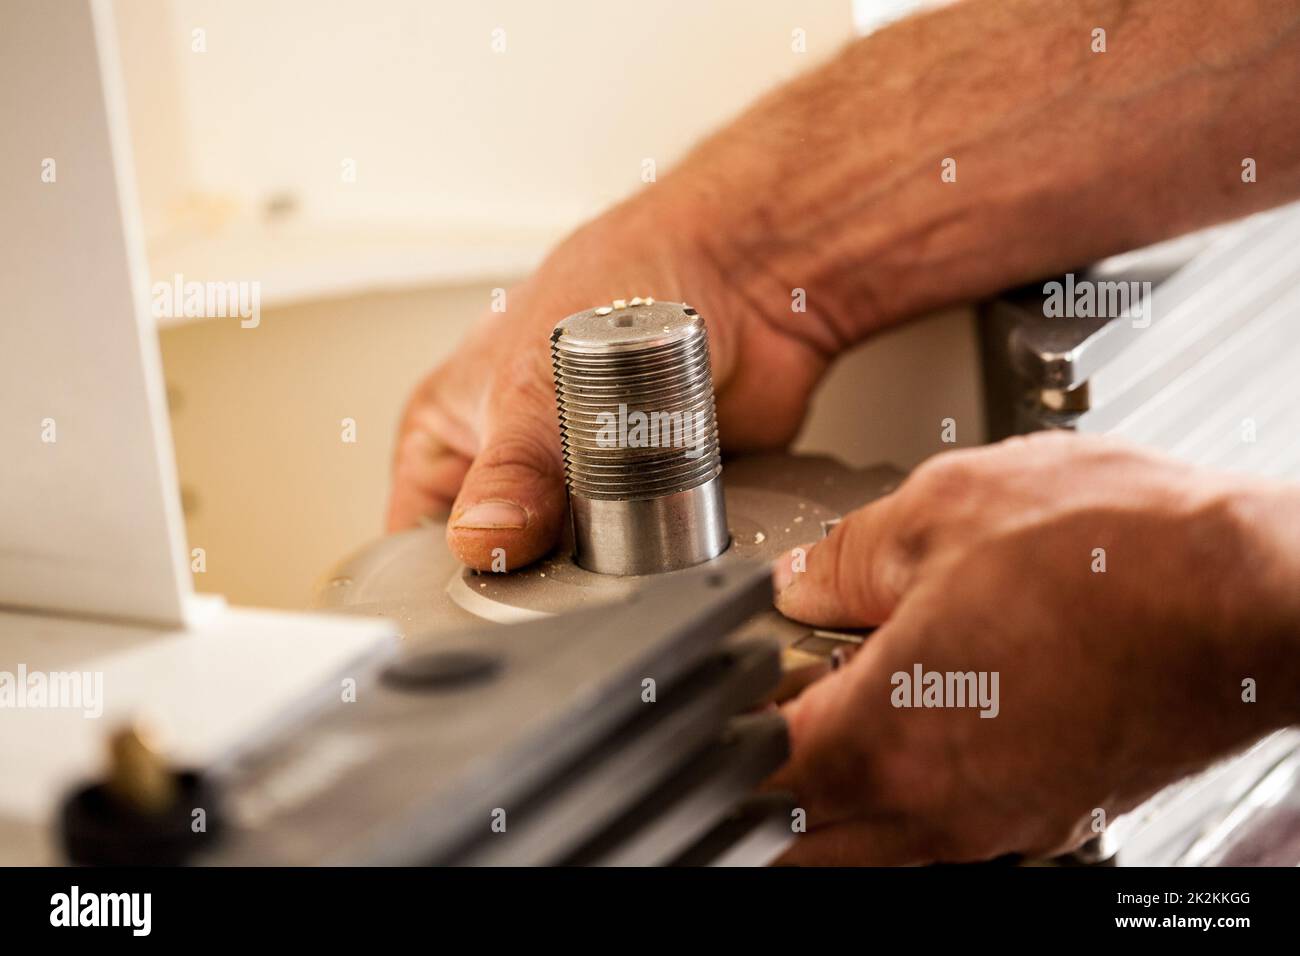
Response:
[551, 299, 729, 575]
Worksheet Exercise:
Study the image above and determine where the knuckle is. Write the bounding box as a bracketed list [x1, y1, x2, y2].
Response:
[820, 519, 865, 604]
[394, 428, 433, 464]
[400, 369, 458, 434]
[818, 508, 913, 618]
[905, 452, 976, 514]
[474, 430, 563, 481]
[912, 449, 973, 485]
[492, 359, 559, 417]
[832, 513, 890, 610]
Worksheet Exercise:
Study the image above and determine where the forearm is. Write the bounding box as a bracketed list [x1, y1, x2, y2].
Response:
[658, 0, 1300, 352]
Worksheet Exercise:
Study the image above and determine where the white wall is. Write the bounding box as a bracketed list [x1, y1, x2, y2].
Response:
[110, 0, 983, 609]
[120, 0, 856, 242]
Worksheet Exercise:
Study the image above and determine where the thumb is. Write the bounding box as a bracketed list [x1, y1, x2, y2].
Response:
[447, 352, 568, 572]
[771, 494, 910, 628]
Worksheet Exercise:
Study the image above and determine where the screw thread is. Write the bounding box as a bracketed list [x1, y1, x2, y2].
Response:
[551, 303, 722, 501]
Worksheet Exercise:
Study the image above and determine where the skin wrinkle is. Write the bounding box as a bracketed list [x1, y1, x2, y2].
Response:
[694, 235, 841, 367]
[459, 431, 562, 489]
[813, 125, 1086, 310]
[771, 427, 1300, 862]
[389, 0, 1300, 857]
[710, 1, 1300, 343]
[833, 521, 873, 624]
[738, 198, 972, 345]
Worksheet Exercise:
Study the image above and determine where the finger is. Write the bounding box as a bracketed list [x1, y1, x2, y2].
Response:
[446, 348, 567, 571]
[710, 311, 825, 451]
[763, 634, 902, 826]
[761, 660, 863, 822]
[386, 438, 471, 530]
[765, 662, 945, 867]
[771, 493, 913, 628]
[766, 622, 947, 868]
[387, 372, 481, 531]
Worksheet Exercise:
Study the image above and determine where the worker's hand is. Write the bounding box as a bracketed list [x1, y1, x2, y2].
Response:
[768, 432, 1300, 865]
[387, 188, 842, 570]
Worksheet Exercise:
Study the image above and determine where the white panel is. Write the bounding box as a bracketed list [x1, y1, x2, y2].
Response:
[0, 603, 396, 862]
[0, 0, 192, 624]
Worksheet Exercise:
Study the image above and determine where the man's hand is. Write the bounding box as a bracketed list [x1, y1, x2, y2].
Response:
[769, 433, 1300, 865]
[386, 190, 834, 570]
[387, 0, 1300, 571]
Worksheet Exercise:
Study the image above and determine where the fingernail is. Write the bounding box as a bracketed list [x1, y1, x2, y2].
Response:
[452, 500, 527, 530]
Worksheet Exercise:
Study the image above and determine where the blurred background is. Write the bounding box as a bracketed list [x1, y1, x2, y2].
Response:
[114, 0, 979, 608]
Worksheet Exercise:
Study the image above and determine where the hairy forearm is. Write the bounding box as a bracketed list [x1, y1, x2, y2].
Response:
[658, 0, 1300, 354]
